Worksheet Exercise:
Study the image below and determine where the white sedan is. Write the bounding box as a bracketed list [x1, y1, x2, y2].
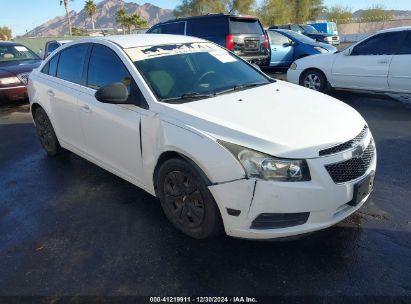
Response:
[28, 34, 376, 240]
[287, 26, 411, 93]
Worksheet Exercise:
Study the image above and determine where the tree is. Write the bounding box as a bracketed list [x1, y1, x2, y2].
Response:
[60, 0, 74, 36]
[174, 0, 256, 16]
[308, 0, 325, 21]
[257, 0, 293, 25]
[125, 13, 148, 34]
[116, 8, 128, 34]
[174, 0, 227, 17]
[326, 5, 353, 24]
[294, 0, 311, 24]
[256, 0, 324, 26]
[360, 5, 393, 22]
[228, 0, 256, 14]
[116, 9, 148, 34]
[71, 27, 87, 36]
[84, 0, 97, 32]
[0, 26, 12, 40]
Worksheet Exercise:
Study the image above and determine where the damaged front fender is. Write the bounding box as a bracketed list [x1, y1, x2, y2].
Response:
[140, 113, 246, 195]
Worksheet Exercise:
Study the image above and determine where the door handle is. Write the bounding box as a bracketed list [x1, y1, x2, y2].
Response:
[378, 59, 389, 64]
[47, 89, 55, 97]
[81, 104, 92, 113]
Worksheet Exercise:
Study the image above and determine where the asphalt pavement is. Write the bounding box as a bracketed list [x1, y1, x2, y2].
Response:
[0, 89, 410, 297]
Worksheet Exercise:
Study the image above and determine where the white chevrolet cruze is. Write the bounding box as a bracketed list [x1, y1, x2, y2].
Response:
[287, 26, 411, 93]
[28, 34, 377, 240]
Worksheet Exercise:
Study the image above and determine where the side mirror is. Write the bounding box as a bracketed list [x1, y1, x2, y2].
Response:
[284, 40, 294, 47]
[95, 82, 129, 104]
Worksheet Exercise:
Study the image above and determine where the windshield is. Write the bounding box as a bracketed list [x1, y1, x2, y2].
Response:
[0, 44, 40, 63]
[130, 43, 270, 103]
[229, 18, 264, 35]
[282, 30, 316, 44]
[302, 25, 318, 34]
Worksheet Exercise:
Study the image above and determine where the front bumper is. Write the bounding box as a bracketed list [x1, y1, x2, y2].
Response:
[0, 85, 28, 103]
[209, 137, 376, 240]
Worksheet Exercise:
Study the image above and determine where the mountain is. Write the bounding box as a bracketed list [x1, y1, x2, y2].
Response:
[353, 9, 411, 20]
[25, 0, 174, 37]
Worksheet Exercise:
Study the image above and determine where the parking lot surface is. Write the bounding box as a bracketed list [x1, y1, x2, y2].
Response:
[0, 89, 410, 296]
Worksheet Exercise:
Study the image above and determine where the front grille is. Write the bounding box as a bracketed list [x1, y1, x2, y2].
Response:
[325, 140, 375, 184]
[332, 36, 338, 41]
[17, 72, 30, 84]
[319, 126, 368, 156]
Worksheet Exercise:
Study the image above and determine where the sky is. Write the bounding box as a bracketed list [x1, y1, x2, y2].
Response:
[1, 0, 410, 36]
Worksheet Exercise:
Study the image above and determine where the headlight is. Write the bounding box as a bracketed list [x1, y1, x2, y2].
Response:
[314, 46, 328, 53]
[0, 76, 21, 85]
[290, 62, 298, 70]
[218, 140, 310, 182]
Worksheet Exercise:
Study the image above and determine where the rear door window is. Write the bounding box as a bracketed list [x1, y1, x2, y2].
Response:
[187, 17, 227, 36]
[352, 32, 406, 56]
[229, 18, 263, 35]
[162, 22, 186, 34]
[397, 31, 411, 55]
[149, 25, 163, 33]
[56, 44, 89, 84]
[268, 31, 290, 45]
[41, 54, 60, 76]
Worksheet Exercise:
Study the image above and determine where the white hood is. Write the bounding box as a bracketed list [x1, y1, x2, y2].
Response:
[161, 80, 366, 159]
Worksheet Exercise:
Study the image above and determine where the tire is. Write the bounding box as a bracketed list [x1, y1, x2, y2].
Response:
[157, 158, 223, 239]
[300, 69, 328, 93]
[34, 107, 62, 156]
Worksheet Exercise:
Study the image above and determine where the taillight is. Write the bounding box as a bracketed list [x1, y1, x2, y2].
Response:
[263, 34, 269, 49]
[226, 34, 234, 50]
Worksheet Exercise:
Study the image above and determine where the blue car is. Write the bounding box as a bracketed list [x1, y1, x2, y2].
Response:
[265, 29, 337, 68]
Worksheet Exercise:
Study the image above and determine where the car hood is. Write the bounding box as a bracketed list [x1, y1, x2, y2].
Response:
[305, 41, 337, 52]
[0, 60, 41, 77]
[161, 81, 366, 159]
[306, 32, 330, 39]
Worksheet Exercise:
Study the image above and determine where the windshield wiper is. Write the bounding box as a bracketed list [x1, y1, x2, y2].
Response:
[215, 81, 270, 96]
[160, 92, 215, 103]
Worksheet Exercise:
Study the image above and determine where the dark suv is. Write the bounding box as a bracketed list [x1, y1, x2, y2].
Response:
[147, 14, 269, 66]
[269, 24, 340, 45]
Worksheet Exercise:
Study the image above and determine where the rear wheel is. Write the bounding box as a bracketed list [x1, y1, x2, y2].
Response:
[34, 107, 62, 156]
[157, 158, 223, 239]
[300, 69, 328, 93]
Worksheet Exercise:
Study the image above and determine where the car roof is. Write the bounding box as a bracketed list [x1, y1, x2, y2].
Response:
[378, 26, 411, 33]
[156, 14, 259, 24]
[0, 41, 22, 47]
[268, 29, 294, 35]
[82, 34, 206, 49]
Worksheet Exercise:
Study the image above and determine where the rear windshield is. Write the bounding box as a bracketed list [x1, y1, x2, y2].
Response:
[229, 18, 263, 35]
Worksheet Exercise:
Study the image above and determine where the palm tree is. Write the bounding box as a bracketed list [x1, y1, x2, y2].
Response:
[127, 14, 148, 34]
[60, 0, 74, 36]
[84, 0, 97, 33]
[116, 8, 127, 34]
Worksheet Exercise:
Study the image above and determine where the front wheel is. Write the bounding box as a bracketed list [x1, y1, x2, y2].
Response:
[300, 69, 328, 93]
[157, 158, 223, 239]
